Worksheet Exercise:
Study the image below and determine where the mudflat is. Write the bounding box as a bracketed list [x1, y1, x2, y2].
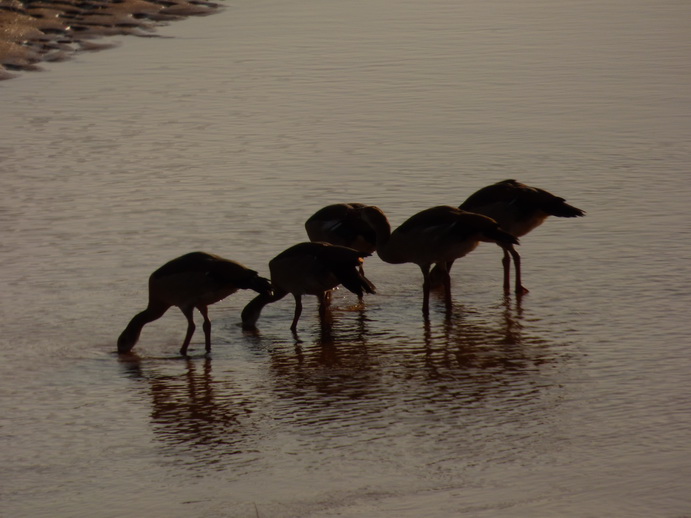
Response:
[0, 0, 221, 80]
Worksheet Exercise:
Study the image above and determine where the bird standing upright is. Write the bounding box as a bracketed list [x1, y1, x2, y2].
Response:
[241, 241, 375, 332]
[117, 252, 272, 356]
[359, 205, 519, 315]
[456, 179, 585, 294]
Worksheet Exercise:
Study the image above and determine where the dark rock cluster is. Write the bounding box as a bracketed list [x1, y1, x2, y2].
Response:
[0, 0, 221, 79]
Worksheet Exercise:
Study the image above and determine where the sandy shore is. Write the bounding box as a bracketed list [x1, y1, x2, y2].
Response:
[0, 0, 221, 80]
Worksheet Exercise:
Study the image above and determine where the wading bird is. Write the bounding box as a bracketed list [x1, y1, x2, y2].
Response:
[241, 241, 375, 332]
[433, 179, 585, 294]
[305, 202, 380, 287]
[117, 252, 272, 356]
[359, 205, 519, 315]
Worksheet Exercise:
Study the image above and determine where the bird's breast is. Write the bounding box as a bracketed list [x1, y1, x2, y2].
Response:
[501, 212, 549, 237]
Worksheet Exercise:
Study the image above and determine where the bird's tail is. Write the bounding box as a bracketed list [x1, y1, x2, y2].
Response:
[343, 268, 376, 295]
[248, 274, 273, 296]
[543, 197, 585, 218]
[333, 257, 377, 297]
[321, 247, 375, 297]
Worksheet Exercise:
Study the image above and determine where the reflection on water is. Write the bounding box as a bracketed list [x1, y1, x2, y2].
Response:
[120, 356, 260, 470]
[422, 297, 534, 373]
[117, 295, 565, 484]
[2, 0, 690, 515]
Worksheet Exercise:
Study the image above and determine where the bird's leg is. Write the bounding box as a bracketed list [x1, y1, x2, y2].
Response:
[508, 245, 528, 295]
[429, 260, 455, 291]
[318, 292, 334, 328]
[355, 269, 365, 302]
[318, 291, 331, 316]
[290, 294, 303, 332]
[179, 306, 196, 356]
[502, 247, 511, 293]
[420, 264, 432, 316]
[440, 263, 452, 311]
[197, 305, 211, 353]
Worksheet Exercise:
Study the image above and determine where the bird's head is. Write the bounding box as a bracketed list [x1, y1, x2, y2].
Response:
[117, 328, 139, 354]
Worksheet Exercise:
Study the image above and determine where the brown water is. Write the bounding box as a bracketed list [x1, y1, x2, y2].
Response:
[2, 1, 690, 516]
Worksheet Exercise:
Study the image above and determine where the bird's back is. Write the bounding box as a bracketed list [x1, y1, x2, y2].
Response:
[461, 180, 584, 237]
[305, 203, 378, 254]
[383, 206, 515, 265]
[150, 252, 265, 307]
[270, 242, 373, 297]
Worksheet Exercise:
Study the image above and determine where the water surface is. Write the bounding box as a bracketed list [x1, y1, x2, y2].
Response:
[1, 1, 690, 516]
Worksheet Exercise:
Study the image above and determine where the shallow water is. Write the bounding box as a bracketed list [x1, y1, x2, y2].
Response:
[1, 0, 690, 516]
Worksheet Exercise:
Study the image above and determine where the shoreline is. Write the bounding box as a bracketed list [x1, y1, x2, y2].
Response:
[0, 0, 222, 80]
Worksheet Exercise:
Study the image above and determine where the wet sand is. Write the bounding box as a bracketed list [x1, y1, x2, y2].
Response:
[0, 0, 221, 80]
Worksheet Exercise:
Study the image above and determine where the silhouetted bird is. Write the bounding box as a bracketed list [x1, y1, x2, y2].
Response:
[359, 205, 519, 315]
[118, 252, 272, 355]
[433, 179, 585, 294]
[241, 241, 375, 332]
[305, 202, 381, 288]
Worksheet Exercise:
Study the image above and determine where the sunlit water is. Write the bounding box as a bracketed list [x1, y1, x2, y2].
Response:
[1, 1, 690, 516]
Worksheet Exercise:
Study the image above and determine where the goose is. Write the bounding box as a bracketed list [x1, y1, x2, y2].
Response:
[117, 252, 272, 356]
[304, 202, 379, 286]
[241, 241, 375, 332]
[359, 205, 519, 315]
[432, 179, 585, 294]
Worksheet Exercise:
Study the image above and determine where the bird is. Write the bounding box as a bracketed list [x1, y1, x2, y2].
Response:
[241, 241, 375, 332]
[358, 205, 519, 315]
[304, 203, 380, 288]
[117, 252, 272, 356]
[434, 179, 585, 294]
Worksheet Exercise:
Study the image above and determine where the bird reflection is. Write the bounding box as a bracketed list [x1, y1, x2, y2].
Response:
[298, 305, 366, 358]
[256, 293, 565, 450]
[116, 294, 560, 463]
[420, 295, 548, 380]
[308, 303, 368, 368]
[119, 356, 257, 469]
[288, 291, 368, 355]
[266, 303, 377, 407]
[500, 294, 525, 346]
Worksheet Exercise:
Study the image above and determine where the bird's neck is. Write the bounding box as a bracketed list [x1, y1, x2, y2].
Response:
[118, 304, 168, 353]
[364, 211, 403, 264]
[241, 291, 284, 329]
